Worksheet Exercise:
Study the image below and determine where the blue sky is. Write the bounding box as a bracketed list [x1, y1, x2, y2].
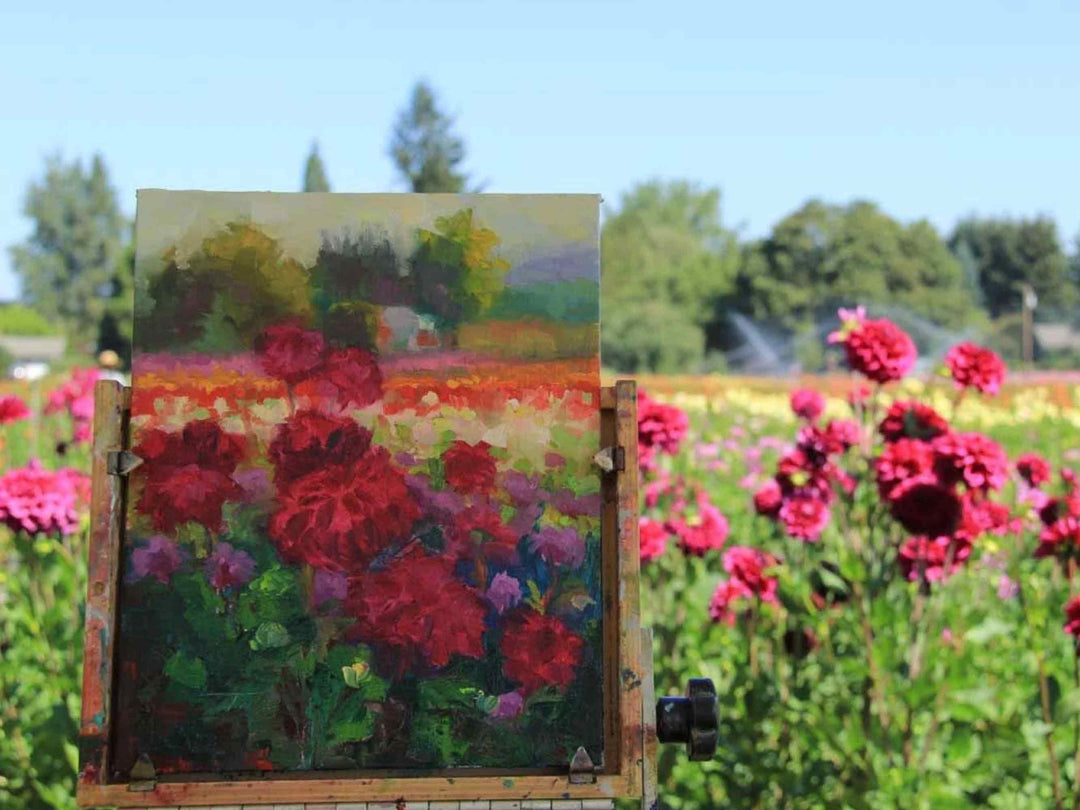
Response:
[2, 0, 1078, 299]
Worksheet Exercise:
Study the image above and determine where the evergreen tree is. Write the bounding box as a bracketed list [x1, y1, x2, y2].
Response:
[302, 142, 331, 192]
[388, 81, 472, 192]
[9, 154, 128, 352]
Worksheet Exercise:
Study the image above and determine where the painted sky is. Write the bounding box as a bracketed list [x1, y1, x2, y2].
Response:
[3, 0, 1079, 299]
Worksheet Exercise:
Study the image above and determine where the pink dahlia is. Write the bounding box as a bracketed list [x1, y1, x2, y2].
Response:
[779, 495, 830, 542]
[790, 388, 825, 421]
[830, 309, 916, 384]
[0, 460, 88, 536]
[932, 432, 1010, 493]
[944, 342, 1006, 396]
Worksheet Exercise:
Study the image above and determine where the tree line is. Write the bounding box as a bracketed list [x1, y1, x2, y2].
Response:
[8, 80, 1080, 372]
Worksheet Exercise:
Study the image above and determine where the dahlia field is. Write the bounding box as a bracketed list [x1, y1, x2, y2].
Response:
[4, 307, 1080, 808]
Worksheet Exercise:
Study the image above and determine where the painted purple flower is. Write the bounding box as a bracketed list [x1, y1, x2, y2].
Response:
[529, 525, 586, 569]
[313, 569, 348, 606]
[489, 689, 525, 719]
[130, 535, 185, 584]
[502, 471, 540, 506]
[508, 501, 543, 535]
[405, 473, 465, 521]
[204, 542, 256, 590]
[486, 572, 522, 614]
[548, 489, 602, 519]
[233, 467, 273, 504]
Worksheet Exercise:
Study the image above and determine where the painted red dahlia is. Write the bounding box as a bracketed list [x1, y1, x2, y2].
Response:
[270, 446, 419, 572]
[447, 503, 519, 564]
[944, 342, 1006, 396]
[830, 309, 916, 384]
[0, 395, 30, 425]
[346, 551, 486, 671]
[1016, 453, 1052, 488]
[269, 409, 372, 485]
[137, 465, 242, 534]
[790, 388, 825, 421]
[318, 346, 383, 408]
[442, 440, 497, 495]
[639, 518, 669, 562]
[932, 432, 1009, 493]
[888, 477, 962, 537]
[501, 611, 584, 693]
[136, 419, 247, 477]
[1064, 595, 1080, 640]
[874, 438, 936, 499]
[878, 400, 950, 443]
[255, 322, 325, 385]
[722, 546, 778, 603]
[779, 495, 830, 542]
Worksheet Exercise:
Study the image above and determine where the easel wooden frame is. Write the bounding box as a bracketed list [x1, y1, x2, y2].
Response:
[77, 380, 656, 808]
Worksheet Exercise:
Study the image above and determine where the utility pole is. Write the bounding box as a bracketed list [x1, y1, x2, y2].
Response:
[1020, 282, 1037, 367]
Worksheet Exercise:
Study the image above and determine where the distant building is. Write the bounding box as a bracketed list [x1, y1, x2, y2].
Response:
[0, 335, 66, 380]
[1033, 323, 1080, 354]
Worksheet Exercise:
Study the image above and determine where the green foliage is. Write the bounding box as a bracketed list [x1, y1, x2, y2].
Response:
[601, 180, 739, 373]
[410, 208, 510, 329]
[389, 81, 473, 192]
[733, 199, 978, 334]
[302, 142, 331, 192]
[0, 305, 59, 336]
[8, 154, 128, 352]
[950, 216, 1073, 319]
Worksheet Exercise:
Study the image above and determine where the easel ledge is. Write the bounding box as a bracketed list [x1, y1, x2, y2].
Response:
[77, 381, 657, 809]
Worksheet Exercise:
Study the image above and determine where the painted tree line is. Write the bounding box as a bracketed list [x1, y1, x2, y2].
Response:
[8, 80, 1080, 372]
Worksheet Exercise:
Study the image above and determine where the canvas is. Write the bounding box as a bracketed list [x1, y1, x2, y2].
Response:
[112, 191, 603, 777]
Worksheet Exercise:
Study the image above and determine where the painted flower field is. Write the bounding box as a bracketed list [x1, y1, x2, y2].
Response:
[4, 308, 1080, 807]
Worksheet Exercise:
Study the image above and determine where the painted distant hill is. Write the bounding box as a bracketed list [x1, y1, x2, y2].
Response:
[505, 243, 599, 286]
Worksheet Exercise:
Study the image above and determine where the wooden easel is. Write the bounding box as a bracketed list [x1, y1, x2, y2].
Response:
[77, 381, 660, 810]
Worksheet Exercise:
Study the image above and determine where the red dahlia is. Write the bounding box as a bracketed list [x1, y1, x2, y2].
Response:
[722, 546, 778, 603]
[874, 438, 936, 499]
[1035, 517, 1080, 559]
[672, 497, 730, 556]
[779, 495, 830, 542]
[898, 535, 972, 582]
[1064, 595, 1080, 640]
[269, 446, 419, 572]
[442, 440, 497, 495]
[888, 477, 962, 537]
[709, 579, 750, 626]
[1016, 453, 1052, 488]
[824, 419, 861, 451]
[639, 518, 669, 562]
[790, 388, 825, 421]
[501, 611, 584, 693]
[836, 315, 917, 384]
[255, 322, 326, 385]
[0, 395, 30, 425]
[932, 432, 1009, 493]
[753, 480, 783, 517]
[638, 391, 689, 468]
[269, 409, 372, 485]
[944, 342, 1006, 396]
[346, 551, 486, 671]
[878, 400, 950, 443]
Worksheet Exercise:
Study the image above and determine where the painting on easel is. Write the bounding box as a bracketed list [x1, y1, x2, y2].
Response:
[112, 191, 603, 776]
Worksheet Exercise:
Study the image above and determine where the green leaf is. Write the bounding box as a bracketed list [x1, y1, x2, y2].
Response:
[250, 621, 290, 650]
[164, 651, 207, 690]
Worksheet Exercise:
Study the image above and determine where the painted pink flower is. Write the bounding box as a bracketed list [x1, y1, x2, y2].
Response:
[486, 572, 523, 614]
[790, 388, 825, 421]
[313, 569, 348, 606]
[489, 690, 525, 719]
[528, 525, 585, 569]
[944, 342, 1006, 395]
[130, 535, 186, 584]
[203, 542, 256, 590]
[779, 495, 830, 542]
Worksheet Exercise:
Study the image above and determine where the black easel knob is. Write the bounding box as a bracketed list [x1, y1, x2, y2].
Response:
[656, 677, 718, 761]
